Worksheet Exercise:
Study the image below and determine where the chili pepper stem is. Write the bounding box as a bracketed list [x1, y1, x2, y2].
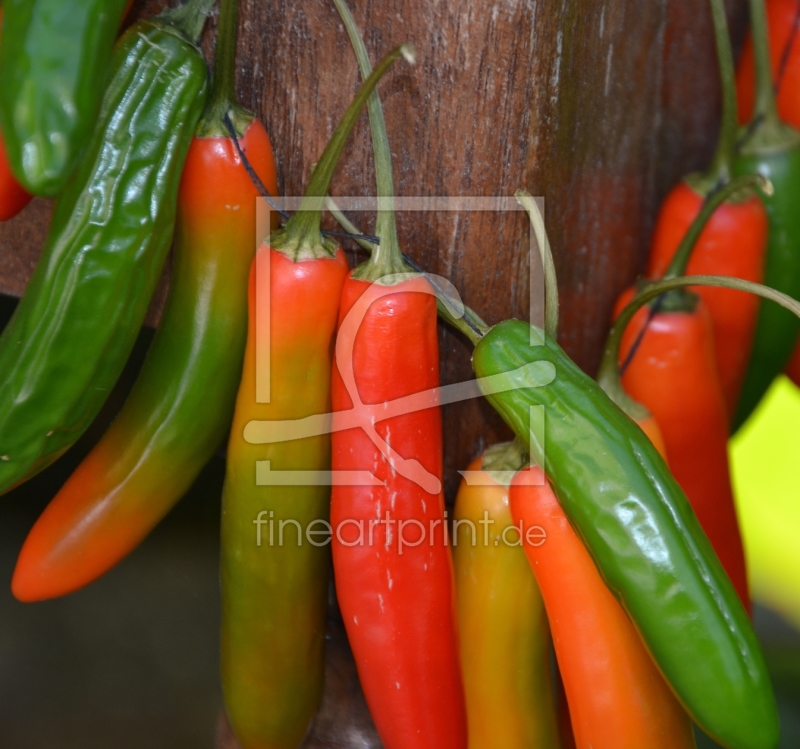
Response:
[597, 274, 800, 414]
[197, 0, 252, 137]
[269, 44, 414, 262]
[480, 438, 528, 486]
[159, 0, 216, 43]
[663, 174, 772, 278]
[325, 193, 489, 344]
[687, 0, 739, 193]
[333, 0, 413, 283]
[516, 189, 559, 341]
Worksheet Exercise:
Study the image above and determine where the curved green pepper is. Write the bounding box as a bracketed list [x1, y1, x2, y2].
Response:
[732, 0, 800, 431]
[472, 319, 778, 749]
[0, 0, 212, 495]
[0, 0, 130, 195]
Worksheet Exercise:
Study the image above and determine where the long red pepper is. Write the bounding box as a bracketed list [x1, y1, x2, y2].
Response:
[646, 0, 768, 419]
[613, 287, 751, 611]
[601, 181, 764, 612]
[10, 0, 278, 602]
[329, 3, 466, 746]
[737, 0, 800, 127]
[509, 467, 696, 749]
[0, 10, 32, 221]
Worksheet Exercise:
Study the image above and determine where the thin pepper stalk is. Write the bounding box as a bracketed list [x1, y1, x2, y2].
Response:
[732, 0, 800, 431]
[646, 0, 770, 419]
[329, 2, 467, 746]
[0, 0, 213, 496]
[11, 0, 278, 602]
[325, 193, 490, 343]
[453, 441, 562, 749]
[220, 43, 412, 749]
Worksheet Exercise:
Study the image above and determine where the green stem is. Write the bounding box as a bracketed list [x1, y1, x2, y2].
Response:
[270, 43, 414, 261]
[596, 274, 800, 417]
[699, 0, 739, 189]
[197, 0, 252, 136]
[481, 438, 529, 487]
[516, 190, 559, 341]
[333, 0, 409, 282]
[160, 0, 216, 43]
[749, 0, 780, 126]
[663, 174, 772, 278]
[325, 194, 489, 344]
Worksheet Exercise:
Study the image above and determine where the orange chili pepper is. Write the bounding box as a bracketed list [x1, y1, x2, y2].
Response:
[509, 466, 696, 749]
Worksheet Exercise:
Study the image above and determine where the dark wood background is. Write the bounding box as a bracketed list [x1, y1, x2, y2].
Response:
[0, 0, 748, 744]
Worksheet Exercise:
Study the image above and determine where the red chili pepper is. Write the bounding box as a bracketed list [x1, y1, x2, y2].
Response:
[646, 181, 767, 416]
[613, 285, 750, 611]
[509, 466, 696, 749]
[0, 9, 32, 221]
[737, 0, 800, 127]
[647, 0, 768, 419]
[329, 3, 466, 746]
[331, 278, 466, 749]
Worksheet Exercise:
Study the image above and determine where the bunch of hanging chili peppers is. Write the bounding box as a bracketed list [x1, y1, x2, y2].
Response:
[2, 0, 800, 748]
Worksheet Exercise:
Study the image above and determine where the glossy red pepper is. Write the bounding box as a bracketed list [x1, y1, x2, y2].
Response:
[647, 0, 768, 419]
[509, 467, 696, 749]
[612, 285, 750, 611]
[646, 182, 767, 416]
[329, 4, 466, 746]
[737, 0, 800, 127]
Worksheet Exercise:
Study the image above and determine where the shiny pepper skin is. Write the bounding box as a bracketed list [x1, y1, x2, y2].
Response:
[510, 466, 696, 749]
[453, 449, 561, 749]
[472, 319, 778, 749]
[615, 287, 751, 612]
[0, 9, 209, 495]
[12, 119, 278, 601]
[646, 182, 767, 418]
[331, 276, 468, 749]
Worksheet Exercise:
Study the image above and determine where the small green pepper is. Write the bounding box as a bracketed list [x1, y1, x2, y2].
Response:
[0, 0, 130, 195]
[0, 0, 212, 495]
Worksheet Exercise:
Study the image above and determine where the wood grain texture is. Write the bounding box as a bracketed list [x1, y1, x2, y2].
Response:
[0, 0, 749, 746]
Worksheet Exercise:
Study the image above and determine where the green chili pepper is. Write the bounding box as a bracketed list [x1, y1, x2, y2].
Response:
[463, 196, 780, 749]
[0, 0, 212, 495]
[0, 0, 131, 195]
[472, 317, 777, 749]
[732, 0, 800, 431]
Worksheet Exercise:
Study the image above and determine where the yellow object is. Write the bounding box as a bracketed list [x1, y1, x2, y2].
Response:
[731, 375, 800, 628]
